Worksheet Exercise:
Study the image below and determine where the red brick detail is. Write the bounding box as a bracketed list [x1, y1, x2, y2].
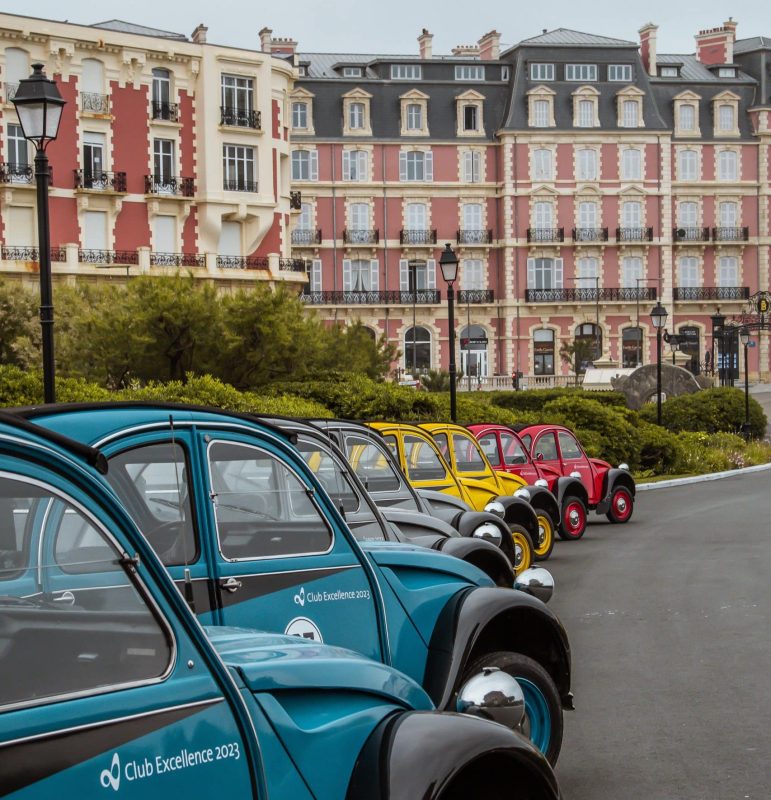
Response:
[182, 209, 198, 254]
[178, 88, 199, 253]
[254, 212, 282, 256]
[49, 196, 80, 248]
[272, 148, 278, 202]
[114, 201, 150, 250]
[47, 74, 79, 189]
[272, 99, 280, 139]
[109, 81, 149, 195]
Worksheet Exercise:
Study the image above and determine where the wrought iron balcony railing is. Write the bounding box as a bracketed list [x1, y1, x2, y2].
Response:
[78, 249, 138, 265]
[279, 258, 308, 272]
[458, 289, 495, 304]
[673, 226, 710, 242]
[144, 175, 195, 196]
[220, 106, 261, 129]
[74, 170, 127, 192]
[150, 252, 206, 268]
[400, 229, 437, 245]
[457, 229, 493, 244]
[291, 228, 322, 245]
[223, 179, 258, 192]
[2, 245, 65, 262]
[525, 287, 658, 303]
[216, 255, 270, 270]
[673, 286, 750, 301]
[0, 162, 32, 184]
[300, 290, 441, 305]
[616, 227, 653, 242]
[4, 82, 18, 102]
[151, 101, 179, 122]
[572, 227, 609, 242]
[712, 226, 749, 242]
[343, 228, 379, 244]
[80, 92, 110, 114]
[527, 227, 564, 243]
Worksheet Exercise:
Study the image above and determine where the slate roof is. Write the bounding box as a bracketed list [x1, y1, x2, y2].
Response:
[91, 19, 188, 41]
[298, 51, 483, 80]
[734, 37, 771, 54]
[516, 28, 636, 48]
[656, 54, 755, 83]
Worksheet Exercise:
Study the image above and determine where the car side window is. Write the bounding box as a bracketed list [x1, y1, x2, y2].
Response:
[296, 437, 360, 513]
[452, 434, 486, 472]
[533, 433, 558, 461]
[521, 433, 532, 451]
[558, 431, 583, 460]
[432, 432, 450, 459]
[500, 432, 528, 466]
[344, 434, 401, 493]
[0, 496, 32, 580]
[0, 475, 172, 710]
[208, 440, 333, 559]
[403, 434, 448, 482]
[477, 434, 501, 467]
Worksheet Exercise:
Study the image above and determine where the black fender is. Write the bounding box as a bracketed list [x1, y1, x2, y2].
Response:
[380, 506, 462, 541]
[437, 537, 514, 589]
[521, 486, 560, 526]
[346, 710, 561, 800]
[554, 476, 588, 509]
[489, 496, 540, 543]
[415, 488, 472, 523]
[597, 468, 636, 514]
[423, 586, 573, 713]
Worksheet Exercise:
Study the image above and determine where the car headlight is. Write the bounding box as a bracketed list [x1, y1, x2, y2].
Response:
[484, 500, 505, 518]
[570, 471, 581, 479]
[534, 478, 549, 488]
[457, 666, 525, 730]
[472, 522, 503, 547]
[513, 488, 531, 502]
[618, 462, 630, 471]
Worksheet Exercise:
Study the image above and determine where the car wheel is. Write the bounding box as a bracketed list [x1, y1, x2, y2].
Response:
[559, 495, 587, 540]
[462, 651, 563, 766]
[532, 510, 555, 561]
[509, 524, 535, 576]
[606, 485, 634, 524]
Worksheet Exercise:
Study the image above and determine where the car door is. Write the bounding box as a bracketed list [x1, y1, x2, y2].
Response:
[396, 430, 465, 500]
[201, 433, 384, 662]
[0, 470, 259, 799]
[500, 430, 542, 485]
[556, 430, 596, 503]
[531, 431, 561, 475]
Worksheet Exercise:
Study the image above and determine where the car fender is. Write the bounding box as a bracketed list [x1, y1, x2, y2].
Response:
[347, 710, 560, 800]
[521, 485, 560, 525]
[423, 586, 572, 713]
[554, 476, 589, 508]
[597, 468, 636, 514]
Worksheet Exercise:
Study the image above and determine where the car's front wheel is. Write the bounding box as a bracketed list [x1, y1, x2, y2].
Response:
[559, 495, 587, 540]
[509, 525, 535, 575]
[532, 510, 555, 561]
[606, 485, 634, 523]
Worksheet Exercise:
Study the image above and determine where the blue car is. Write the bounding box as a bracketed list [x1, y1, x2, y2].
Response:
[0, 411, 563, 799]
[18, 402, 573, 765]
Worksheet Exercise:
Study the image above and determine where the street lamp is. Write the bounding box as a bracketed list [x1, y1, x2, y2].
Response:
[407, 259, 422, 377]
[739, 327, 751, 438]
[12, 64, 66, 404]
[439, 243, 459, 422]
[710, 309, 726, 385]
[650, 302, 668, 425]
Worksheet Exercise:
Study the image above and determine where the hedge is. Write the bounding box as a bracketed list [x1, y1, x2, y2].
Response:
[490, 388, 627, 413]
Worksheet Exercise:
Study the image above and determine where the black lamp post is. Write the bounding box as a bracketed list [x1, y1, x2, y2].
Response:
[439, 243, 459, 422]
[739, 327, 751, 438]
[12, 64, 65, 404]
[710, 309, 726, 385]
[650, 302, 668, 425]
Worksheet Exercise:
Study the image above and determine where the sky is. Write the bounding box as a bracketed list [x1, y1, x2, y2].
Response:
[0, 0, 768, 56]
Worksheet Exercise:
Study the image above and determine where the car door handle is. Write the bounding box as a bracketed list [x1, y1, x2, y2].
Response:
[219, 577, 243, 594]
[52, 591, 76, 606]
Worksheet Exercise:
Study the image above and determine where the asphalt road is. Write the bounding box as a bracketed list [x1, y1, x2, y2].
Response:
[550, 472, 771, 800]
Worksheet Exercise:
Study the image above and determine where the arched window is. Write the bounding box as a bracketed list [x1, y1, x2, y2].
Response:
[459, 324, 488, 380]
[574, 322, 602, 371]
[533, 329, 555, 375]
[622, 327, 643, 368]
[678, 103, 696, 131]
[404, 326, 431, 373]
[717, 150, 738, 181]
[678, 149, 698, 181]
[532, 148, 553, 180]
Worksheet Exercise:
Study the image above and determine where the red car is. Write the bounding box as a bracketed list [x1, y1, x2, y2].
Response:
[468, 423, 636, 539]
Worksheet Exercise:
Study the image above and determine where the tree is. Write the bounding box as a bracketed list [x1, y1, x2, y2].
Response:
[0, 280, 38, 368]
[318, 321, 397, 381]
[560, 338, 596, 386]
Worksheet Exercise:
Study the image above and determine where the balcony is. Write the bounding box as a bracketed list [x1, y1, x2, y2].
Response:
[3, 82, 18, 102]
[80, 92, 110, 114]
[300, 290, 441, 306]
[291, 228, 322, 246]
[78, 249, 138, 266]
[1, 245, 65, 262]
[279, 258, 308, 272]
[0, 162, 32, 184]
[216, 255, 269, 270]
[673, 227, 710, 242]
[572, 227, 609, 243]
[527, 228, 564, 243]
[220, 106, 261, 129]
[457, 229, 493, 245]
[343, 229, 379, 245]
[144, 175, 195, 197]
[74, 170, 127, 192]
[458, 289, 495, 304]
[673, 286, 750, 301]
[223, 179, 258, 192]
[616, 227, 653, 242]
[712, 226, 749, 242]
[524, 287, 658, 303]
[150, 252, 206, 268]
[151, 101, 179, 122]
[400, 229, 437, 245]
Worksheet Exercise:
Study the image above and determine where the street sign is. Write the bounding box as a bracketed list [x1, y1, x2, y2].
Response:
[748, 341, 757, 348]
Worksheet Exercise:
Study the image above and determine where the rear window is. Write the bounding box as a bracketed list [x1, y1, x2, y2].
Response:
[403, 435, 448, 482]
[452, 433, 487, 472]
[345, 434, 401, 493]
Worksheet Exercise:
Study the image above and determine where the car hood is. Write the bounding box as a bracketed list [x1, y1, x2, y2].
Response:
[205, 625, 432, 709]
[589, 457, 611, 471]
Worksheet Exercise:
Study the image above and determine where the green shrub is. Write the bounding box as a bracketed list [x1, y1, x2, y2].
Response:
[672, 432, 732, 474]
[491, 388, 627, 413]
[0, 365, 110, 407]
[637, 423, 682, 474]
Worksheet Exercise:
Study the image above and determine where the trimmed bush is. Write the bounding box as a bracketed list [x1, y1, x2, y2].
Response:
[491, 388, 627, 414]
[0, 365, 110, 406]
[637, 423, 682, 475]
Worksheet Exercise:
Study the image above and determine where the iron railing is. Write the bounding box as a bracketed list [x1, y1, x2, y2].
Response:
[74, 170, 127, 192]
[80, 92, 110, 114]
[457, 229, 493, 244]
[572, 227, 609, 242]
[150, 252, 206, 268]
[616, 227, 653, 242]
[291, 229, 322, 245]
[300, 290, 441, 305]
[0, 162, 32, 184]
[673, 286, 750, 301]
[279, 258, 308, 272]
[673, 227, 710, 242]
[78, 249, 139, 265]
[220, 106, 261, 129]
[4, 82, 18, 102]
[343, 229, 379, 244]
[151, 101, 179, 122]
[144, 175, 195, 196]
[525, 287, 658, 302]
[527, 228, 564, 242]
[223, 179, 258, 192]
[1, 245, 65, 262]
[216, 255, 270, 270]
[458, 289, 495, 304]
[712, 226, 749, 241]
[400, 229, 437, 245]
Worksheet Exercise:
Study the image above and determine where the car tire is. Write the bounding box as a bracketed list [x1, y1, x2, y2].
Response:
[509, 524, 535, 576]
[532, 510, 555, 561]
[606, 485, 634, 524]
[462, 651, 564, 766]
[558, 495, 587, 540]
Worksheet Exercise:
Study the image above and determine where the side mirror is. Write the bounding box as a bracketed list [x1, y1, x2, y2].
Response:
[535, 452, 544, 461]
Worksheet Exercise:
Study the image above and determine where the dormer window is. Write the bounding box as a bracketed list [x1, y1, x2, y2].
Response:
[342, 88, 372, 136]
[528, 86, 556, 128]
[718, 67, 737, 78]
[712, 91, 740, 137]
[674, 91, 702, 138]
[297, 65, 308, 76]
[530, 63, 554, 81]
[391, 64, 422, 80]
[400, 90, 430, 136]
[289, 87, 315, 135]
[343, 66, 363, 77]
[456, 89, 485, 136]
[572, 86, 600, 128]
[608, 64, 632, 82]
[566, 64, 597, 82]
[660, 66, 680, 77]
[455, 65, 485, 81]
[616, 86, 645, 128]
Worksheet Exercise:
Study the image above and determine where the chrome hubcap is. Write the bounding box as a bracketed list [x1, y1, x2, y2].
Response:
[514, 541, 523, 567]
[537, 523, 546, 546]
[617, 497, 627, 512]
[568, 509, 580, 527]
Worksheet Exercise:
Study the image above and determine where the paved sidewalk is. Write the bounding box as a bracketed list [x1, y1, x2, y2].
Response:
[750, 382, 771, 439]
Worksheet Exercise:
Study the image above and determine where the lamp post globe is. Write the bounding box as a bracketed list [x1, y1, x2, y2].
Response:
[439, 244, 460, 422]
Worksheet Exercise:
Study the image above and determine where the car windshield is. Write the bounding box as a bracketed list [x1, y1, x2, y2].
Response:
[296, 436, 360, 513]
[403, 434, 448, 482]
[452, 433, 487, 473]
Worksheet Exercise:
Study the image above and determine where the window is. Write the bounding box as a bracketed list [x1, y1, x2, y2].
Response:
[82, 131, 105, 188]
[533, 201, 554, 230]
[452, 433, 486, 473]
[152, 139, 176, 191]
[566, 64, 597, 81]
[343, 91, 371, 136]
[295, 438, 361, 516]
[406, 103, 423, 130]
[83, 210, 107, 250]
[679, 103, 696, 131]
[532, 148, 553, 181]
[223, 145, 256, 191]
[530, 63, 554, 81]
[462, 150, 482, 182]
[533, 432, 559, 461]
[501, 66, 510, 81]
[292, 101, 308, 129]
[405, 201, 427, 232]
[462, 203, 483, 231]
[403, 433, 447, 481]
[718, 201, 738, 226]
[678, 256, 700, 287]
[400, 259, 435, 291]
[621, 256, 643, 288]
[455, 65, 485, 81]
[6, 123, 28, 168]
[349, 102, 365, 129]
[463, 105, 479, 131]
[391, 64, 422, 80]
[404, 327, 432, 372]
[343, 66, 363, 77]
[622, 327, 643, 368]
[533, 329, 555, 375]
[718, 67, 736, 78]
[461, 258, 484, 290]
[574, 322, 602, 369]
[558, 431, 583, 460]
[621, 148, 642, 180]
[399, 150, 433, 181]
[151, 68, 173, 119]
[220, 74, 255, 126]
[297, 203, 313, 231]
[0, 475, 171, 709]
[532, 99, 550, 128]
[679, 201, 698, 226]
[608, 64, 633, 82]
[577, 99, 594, 128]
[343, 149, 368, 181]
[717, 150, 738, 181]
[718, 256, 738, 286]
[154, 215, 177, 253]
[208, 440, 332, 559]
[577, 201, 598, 229]
[717, 104, 735, 131]
[348, 202, 371, 237]
[291, 149, 318, 181]
[310, 259, 322, 292]
[576, 148, 598, 181]
[577, 256, 599, 286]
[297, 66, 307, 76]
[678, 149, 698, 180]
[622, 100, 639, 128]
[660, 66, 679, 77]
[622, 201, 642, 227]
[527, 257, 563, 290]
[344, 434, 401, 493]
[343, 258, 379, 291]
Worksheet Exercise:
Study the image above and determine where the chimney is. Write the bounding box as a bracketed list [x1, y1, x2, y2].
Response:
[478, 30, 501, 61]
[271, 37, 298, 57]
[191, 24, 208, 44]
[259, 27, 273, 53]
[452, 44, 480, 57]
[418, 29, 433, 60]
[638, 23, 658, 76]
[695, 18, 738, 65]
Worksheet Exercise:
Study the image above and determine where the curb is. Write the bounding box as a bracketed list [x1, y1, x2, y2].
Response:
[637, 461, 771, 491]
